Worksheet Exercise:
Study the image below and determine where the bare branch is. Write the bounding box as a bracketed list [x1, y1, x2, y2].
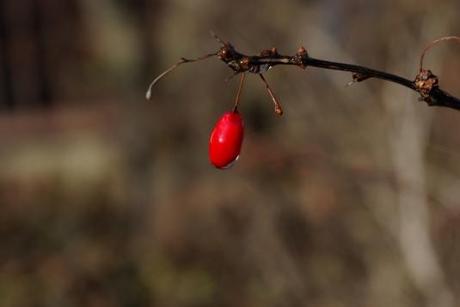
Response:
[146, 35, 460, 111]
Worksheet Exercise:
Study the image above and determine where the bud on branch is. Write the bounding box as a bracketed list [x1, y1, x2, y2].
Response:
[147, 33, 460, 113]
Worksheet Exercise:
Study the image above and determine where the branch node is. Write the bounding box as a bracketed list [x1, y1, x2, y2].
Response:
[347, 73, 372, 86]
[259, 48, 279, 57]
[147, 33, 460, 111]
[414, 69, 439, 103]
[294, 46, 309, 69]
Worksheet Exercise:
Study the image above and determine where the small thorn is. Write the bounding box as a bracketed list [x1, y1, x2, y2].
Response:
[346, 73, 371, 87]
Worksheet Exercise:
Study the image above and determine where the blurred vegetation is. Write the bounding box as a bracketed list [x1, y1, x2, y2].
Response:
[1, 0, 460, 306]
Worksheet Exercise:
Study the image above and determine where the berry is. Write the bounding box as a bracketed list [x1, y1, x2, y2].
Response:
[209, 111, 244, 169]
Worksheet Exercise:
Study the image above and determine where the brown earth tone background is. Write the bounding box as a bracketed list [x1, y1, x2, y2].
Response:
[1, 1, 460, 307]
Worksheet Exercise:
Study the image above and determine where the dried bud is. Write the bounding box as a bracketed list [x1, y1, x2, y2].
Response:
[294, 46, 309, 69]
[415, 69, 439, 100]
[297, 46, 308, 56]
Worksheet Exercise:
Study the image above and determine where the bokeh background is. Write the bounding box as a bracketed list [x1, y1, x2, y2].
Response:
[1, 0, 460, 306]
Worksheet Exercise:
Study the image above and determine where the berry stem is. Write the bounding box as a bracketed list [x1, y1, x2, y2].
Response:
[233, 73, 246, 112]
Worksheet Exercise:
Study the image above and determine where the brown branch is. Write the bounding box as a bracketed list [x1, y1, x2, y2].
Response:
[146, 35, 460, 111]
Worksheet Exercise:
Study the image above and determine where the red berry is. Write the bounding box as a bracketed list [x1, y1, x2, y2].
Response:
[209, 111, 244, 169]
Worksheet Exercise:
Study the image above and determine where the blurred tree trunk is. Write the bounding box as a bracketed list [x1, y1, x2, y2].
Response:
[383, 17, 455, 307]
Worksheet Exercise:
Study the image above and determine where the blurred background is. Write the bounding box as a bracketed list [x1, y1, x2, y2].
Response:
[1, 0, 460, 306]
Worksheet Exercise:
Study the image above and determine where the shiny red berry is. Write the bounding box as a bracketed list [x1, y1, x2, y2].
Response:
[209, 111, 244, 169]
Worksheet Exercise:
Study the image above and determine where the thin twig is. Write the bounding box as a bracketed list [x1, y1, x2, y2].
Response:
[259, 74, 283, 115]
[233, 73, 246, 112]
[419, 36, 460, 71]
[145, 53, 216, 100]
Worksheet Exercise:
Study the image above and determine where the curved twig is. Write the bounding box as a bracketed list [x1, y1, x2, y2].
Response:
[145, 53, 216, 100]
[419, 36, 460, 71]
